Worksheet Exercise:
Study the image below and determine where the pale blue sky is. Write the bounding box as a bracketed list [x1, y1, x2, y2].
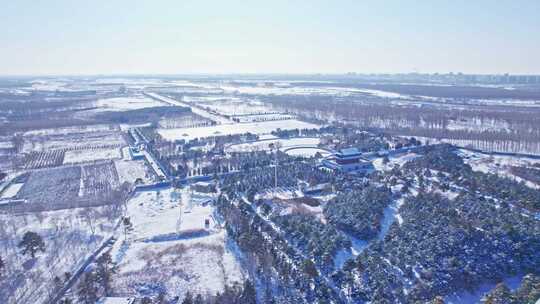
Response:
[1, 1, 539, 75]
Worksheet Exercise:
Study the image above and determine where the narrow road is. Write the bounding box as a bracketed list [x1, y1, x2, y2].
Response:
[144, 92, 235, 124]
[45, 231, 119, 304]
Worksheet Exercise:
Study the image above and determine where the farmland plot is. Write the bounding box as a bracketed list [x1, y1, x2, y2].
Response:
[17, 166, 81, 208]
[22, 150, 65, 169]
[80, 161, 120, 197]
[158, 113, 212, 129]
[94, 96, 167, 112]
[22, 132, 125, 153]
[63, 147, 122, 164]
[23, 124, 118, 137]
[184, 96, 274, 116]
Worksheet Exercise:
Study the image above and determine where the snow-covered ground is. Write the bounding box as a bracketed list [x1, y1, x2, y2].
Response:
[22, 132, 126, 153]
[0, 141, 14, 149]
[0, 182, 24, 199]
[226, 137, 321, 153]
[114, 159, 154, 185]
[183, 96, 277, 117]
[372, 152, 420, 171]
[446, 117, 510, 132]
[257, 187, 303, 201]
[233, 113, 296, 123]
[457, 149, 540, 188]
[110, 188, 245, 300]
[285, 147, 331, 157]
[219, 84, 412, 99]
[445, 274, 525, 304]
[145, 92, 234, 124]
[94, 96, 167, 112]
[158, 119, 320, 141]
[0, 205, 119, 304]
[63, 147, 122, 164]
[23, 124, 118, 137]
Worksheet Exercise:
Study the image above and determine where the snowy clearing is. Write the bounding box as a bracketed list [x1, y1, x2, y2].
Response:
[226, 137, 321, 153]
[110, 188, 245, 300]
[158, 119, 320, 141]
[114, 159, 154, 185]
[457, 149, 540, 188]
[23, 124, 117, 137]
[285, 147, 331, 157]
[145, 92, 234, 124]
[94, 96, 167, 111]
[63, 147, 122, 164]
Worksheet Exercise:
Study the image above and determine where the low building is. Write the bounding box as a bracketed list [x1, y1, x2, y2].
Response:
[128, 147, 144, 160]
[192, 181, 216, 193]
[322, 147, 374, 174]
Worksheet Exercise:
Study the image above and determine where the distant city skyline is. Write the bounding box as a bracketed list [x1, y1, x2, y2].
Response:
[1, 1, 539, 76]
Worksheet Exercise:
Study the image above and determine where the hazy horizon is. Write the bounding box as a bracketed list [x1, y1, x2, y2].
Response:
[1, 1, 539, 75]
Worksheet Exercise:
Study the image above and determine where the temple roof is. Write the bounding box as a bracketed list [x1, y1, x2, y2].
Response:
[337, 147, 361, 157]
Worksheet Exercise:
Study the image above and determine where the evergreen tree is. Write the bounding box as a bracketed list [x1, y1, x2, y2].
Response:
[140, 297, 152, 304]
[156, 290, 167, 304]
[182, 292, 194, 304]
[0, 255, 4, 277]
[240, 280, 257, 304]
[59, 298, 73, 304]
[78, 272, 99, 304]
[194, 294, 204, 304]
[122, 217, 133, 240]
[18, 231, 45, 259]
[302, 259, 318, 279]
[483, 283, 515, 304]
[53, 275, 63, 292]
[95, 252, 114, 296]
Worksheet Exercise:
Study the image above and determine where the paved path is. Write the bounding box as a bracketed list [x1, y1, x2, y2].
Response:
[144, 92, 235, 124]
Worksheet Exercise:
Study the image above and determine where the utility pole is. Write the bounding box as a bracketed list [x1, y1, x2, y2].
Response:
[269, 142, 282, 189]
[274, 148, 278, 188]
[269, 143, 278, 188]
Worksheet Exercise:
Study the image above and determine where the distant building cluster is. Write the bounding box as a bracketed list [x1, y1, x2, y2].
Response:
[346, 72, 540, 85]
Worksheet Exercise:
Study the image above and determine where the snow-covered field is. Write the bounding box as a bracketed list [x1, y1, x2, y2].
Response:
[158, 119, 320, 141]
[63, 147, 122, 164]
[145, 92, 234, 124]
[183, 96, 275, 116]
[0, 141, 14, 149]
[22, 132, 126, 153]
[285, 147, 331, 157]
[110, 188, 245, 300]
[219, 84, 412, 99]
[114, 159, 154, 185]
[226, 137, 321, 153]
[94, 96, 167, 112]
[23, 124, 118, 137]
